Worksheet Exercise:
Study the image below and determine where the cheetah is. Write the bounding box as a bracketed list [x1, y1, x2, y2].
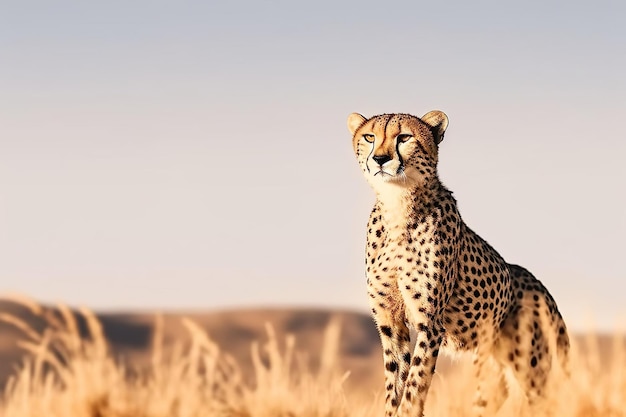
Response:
[348, 111, 570, 417]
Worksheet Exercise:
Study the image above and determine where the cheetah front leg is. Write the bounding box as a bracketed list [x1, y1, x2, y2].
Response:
[370, 302, 411, 417]
[395, 238, 456, 416]
[396, 284, 444, 417]
[395, 312, 443, 417]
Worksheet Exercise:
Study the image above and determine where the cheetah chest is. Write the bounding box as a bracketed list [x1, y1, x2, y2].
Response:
[366, 217, 445, 320]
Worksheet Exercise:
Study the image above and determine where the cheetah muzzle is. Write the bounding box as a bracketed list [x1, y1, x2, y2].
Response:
[348, 111, 570, 417]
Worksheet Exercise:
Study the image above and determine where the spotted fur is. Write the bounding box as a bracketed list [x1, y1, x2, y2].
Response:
[348, 111, 570, 417]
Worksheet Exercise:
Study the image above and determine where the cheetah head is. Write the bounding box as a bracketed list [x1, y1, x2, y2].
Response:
[348, 111, 448, 192]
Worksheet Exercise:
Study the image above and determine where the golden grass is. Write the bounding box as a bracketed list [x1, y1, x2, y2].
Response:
[0, 298, 624, 417]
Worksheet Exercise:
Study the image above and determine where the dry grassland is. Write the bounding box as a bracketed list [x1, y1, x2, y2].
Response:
[0, 297, 624, 417]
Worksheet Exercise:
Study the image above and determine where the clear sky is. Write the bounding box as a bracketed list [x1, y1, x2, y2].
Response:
[1, 1, 624, 330]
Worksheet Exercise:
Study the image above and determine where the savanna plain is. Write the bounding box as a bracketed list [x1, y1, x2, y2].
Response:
[0, 296, 624, 417]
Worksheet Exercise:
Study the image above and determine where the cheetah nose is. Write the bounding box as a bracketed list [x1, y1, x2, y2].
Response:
[372, 154, 392, 166]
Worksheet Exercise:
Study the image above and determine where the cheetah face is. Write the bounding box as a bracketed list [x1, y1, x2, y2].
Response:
[348, 111, 448, 192]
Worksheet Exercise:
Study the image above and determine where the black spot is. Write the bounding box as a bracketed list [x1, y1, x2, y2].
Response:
[386, 361, 398, 372]
[380, 326, 393, 338]
[530, 356, 538, 367]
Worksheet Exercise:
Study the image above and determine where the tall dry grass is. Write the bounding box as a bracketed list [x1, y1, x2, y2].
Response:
[0, 298, 361, 417]
[0, 298, 624, 417]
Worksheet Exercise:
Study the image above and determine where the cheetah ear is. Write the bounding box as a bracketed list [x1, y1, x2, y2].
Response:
[421, 110, 449, 144]
[347, 113, 367, 136]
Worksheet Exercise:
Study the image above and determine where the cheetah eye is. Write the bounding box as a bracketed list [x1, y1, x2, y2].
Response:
[363, 134, 375, 143]
[396, 134, 413, 143]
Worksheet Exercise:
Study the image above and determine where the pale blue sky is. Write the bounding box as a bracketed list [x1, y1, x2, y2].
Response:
[1, 1, 624, 329]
